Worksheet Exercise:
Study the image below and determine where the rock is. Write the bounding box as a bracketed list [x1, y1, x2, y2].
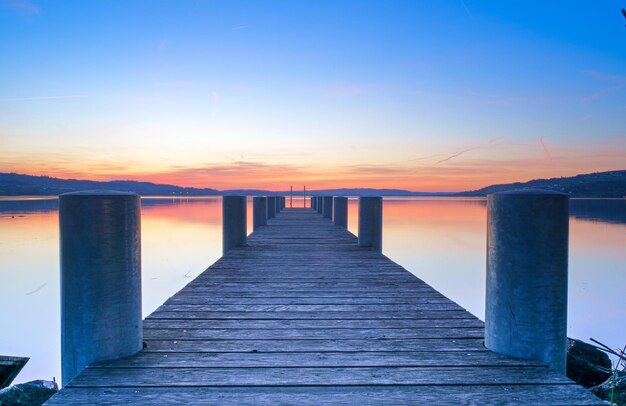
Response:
[592, 370, 626, 405]
[0, 380, 58, 406]
[567, 338, 613, 387]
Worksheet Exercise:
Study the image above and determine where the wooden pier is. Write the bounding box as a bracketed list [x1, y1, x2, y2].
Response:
[47, 208, 601, 405]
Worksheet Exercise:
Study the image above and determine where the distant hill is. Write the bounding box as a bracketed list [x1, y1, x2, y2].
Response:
[0, 173, 447, 197]
[0, 173, 220, 196]
[456, 170, 626, 198]
[2, 170, 625, 198]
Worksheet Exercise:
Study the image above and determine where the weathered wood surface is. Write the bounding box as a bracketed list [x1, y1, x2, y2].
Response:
[46, 385, 604, 405]
[46, 208, 601, 405]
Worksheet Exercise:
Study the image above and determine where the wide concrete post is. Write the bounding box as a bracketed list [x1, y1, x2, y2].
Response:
[311, 196, 317, 210]
[334, 197, 348, 227]
[267, 196, 276, 219]
[253, 196, 267, 231]
[485, 190, 569, 374]
[222, 195, 247, 255]
[316, 196, 323, 214]
[59, 191, 142, 385]
[322, 196, 333, 219]
[358, 196, 383, 251]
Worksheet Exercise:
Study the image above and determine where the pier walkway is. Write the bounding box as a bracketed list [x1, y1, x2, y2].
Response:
[47, 208, 601, 404]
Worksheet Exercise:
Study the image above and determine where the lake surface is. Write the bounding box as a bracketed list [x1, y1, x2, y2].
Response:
[1, 196, 625, 385]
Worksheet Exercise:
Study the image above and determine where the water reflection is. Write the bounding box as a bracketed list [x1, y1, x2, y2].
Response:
[570, 199, 626, 225]
[0, 198, 58, 214]
[0, 196, 624, 385]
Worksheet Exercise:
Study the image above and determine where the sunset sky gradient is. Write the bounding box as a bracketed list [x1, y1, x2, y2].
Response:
[1, 1, 625, 191]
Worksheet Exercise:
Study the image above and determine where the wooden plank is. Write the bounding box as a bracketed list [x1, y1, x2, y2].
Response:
[156, 303, 466, 312]
[147, 310, 475, 320]
[67, 366, 570, 387]
[165, 288, 442, 294]
[173, 288, 443, 295]
[142, 318, 484, 329]
[171, 282, 432, 289]
[93, 351, 542, 368]
[142, 327, 485, 340]
[159, 291, 443, 297]
[142, 338, 487, 353]
[45, 385, 607, 406]
[187, 276, 426, 283]
[164, 297, 455, 305]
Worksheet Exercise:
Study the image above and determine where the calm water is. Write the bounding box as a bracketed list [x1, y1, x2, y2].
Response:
[1, 196, 625, 384]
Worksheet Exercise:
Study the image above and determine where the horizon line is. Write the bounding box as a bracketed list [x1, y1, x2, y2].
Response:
[2, 169, 626, 195]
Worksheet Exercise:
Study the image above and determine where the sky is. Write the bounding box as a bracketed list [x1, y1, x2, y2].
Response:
[1, 0, 625, 191]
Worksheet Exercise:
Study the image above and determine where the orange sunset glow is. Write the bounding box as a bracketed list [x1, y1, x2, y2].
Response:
[3, 137, 626, 192]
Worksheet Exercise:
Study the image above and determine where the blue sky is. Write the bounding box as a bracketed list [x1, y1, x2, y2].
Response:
[1, 0, 625, 190]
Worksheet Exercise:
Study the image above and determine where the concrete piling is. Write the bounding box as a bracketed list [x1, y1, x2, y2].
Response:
[253, 196, 267, 231]
[358, 196, 383, 252]
[59, 191, 142, 385]
[222, 195, 247, 255]
[484, 190, 569, 374]
[322, 196, 333, 219]
[267, 196, 276, 219]
[333, 197, 348, 227]
[316, 196, 323, 214]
